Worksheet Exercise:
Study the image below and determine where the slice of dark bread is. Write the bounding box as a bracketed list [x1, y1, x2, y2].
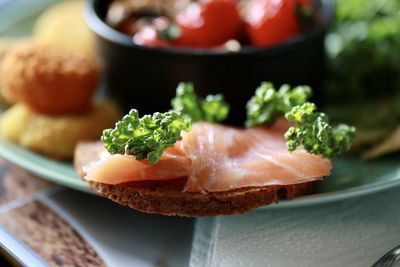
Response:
[74, 142, 316, 217]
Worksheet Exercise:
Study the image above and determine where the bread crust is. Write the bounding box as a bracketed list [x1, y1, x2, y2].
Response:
[74, 142, 316, 216]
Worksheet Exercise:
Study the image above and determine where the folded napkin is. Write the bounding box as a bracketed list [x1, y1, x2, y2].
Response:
[190, 186, 400, 267]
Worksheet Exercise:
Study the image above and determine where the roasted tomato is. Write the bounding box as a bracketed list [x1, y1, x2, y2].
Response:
[243, 0, 301, 48]
[174, 0, 243, 48]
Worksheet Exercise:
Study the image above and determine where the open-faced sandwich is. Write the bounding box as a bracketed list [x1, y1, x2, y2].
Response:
[74, 82, 356, 216]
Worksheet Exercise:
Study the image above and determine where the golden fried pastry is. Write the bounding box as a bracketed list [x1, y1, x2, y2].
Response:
[0, 40, 99, 115]
[0, 101, 120, 160]
[0, 38, 18, 62]
[0, 38, 21, 107]
[33, 0, 95, 55]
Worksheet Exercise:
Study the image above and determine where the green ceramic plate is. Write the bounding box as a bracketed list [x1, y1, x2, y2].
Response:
[0, 135, 90, 193]
[0, 0, 399, 208]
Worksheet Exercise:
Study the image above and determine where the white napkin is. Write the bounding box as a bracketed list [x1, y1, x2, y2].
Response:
[190, 187, 400, 267]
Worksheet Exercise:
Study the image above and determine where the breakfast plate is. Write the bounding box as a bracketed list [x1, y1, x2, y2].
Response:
[0, 0, 399, 209]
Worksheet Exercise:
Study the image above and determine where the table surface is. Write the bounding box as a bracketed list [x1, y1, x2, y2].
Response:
[1, 153, 400, 267]
[0, 157, 194, 267]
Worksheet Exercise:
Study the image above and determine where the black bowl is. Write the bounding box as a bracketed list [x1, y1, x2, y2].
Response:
[85, 0, 334, 125]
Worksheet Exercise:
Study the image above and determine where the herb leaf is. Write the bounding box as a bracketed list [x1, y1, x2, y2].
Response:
[171, 83, 203, 122]
[101, 109, 192, 164]
[171, 82, 229, 123]
[245, 82, 312, 127]
[201, 94, 230, 123]
[284, 103, 357, 157]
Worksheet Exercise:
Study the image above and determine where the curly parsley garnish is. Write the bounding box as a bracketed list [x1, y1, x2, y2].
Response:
[103, 82, 356, 163]
[284, 103, 357, 157]
[171, 82, 229, 123]
[245, 82, 312, 127]
[102, 109, 191, 164]
[246, 82, 356, 157]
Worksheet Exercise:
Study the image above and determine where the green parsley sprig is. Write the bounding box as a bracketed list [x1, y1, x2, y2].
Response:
[284, 103, 357, 157]
[245, 82, 356, 157]
[102, 82, 356, 164]
[245, 82, 312, 127]
[102, 83, 229, 164]
[171, 82, 229, 123]
[102, 109, 191, 164]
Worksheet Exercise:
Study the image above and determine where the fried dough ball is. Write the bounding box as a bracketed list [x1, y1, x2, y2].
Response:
[0, 40, 99, 115]
[0, 38, 18, 63]
[0, 38, 21, 107]
[33, 0, 95, 56]
[0, 101, 120, 160]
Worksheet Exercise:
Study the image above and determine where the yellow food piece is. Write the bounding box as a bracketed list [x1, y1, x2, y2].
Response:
[0, 101, 30, 142]
[0, 101, 120, 160]
[33, 0, 95, 56]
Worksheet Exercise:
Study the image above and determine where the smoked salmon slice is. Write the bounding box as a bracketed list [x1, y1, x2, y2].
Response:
[83, 120, 332, 192]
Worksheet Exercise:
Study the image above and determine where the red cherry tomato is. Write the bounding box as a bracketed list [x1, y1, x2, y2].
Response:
[244, 0, 301, 48]
[174, 0, 243, 48]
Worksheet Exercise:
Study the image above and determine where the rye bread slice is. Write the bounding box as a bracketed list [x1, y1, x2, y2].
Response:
[74, 142, 316, 217]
